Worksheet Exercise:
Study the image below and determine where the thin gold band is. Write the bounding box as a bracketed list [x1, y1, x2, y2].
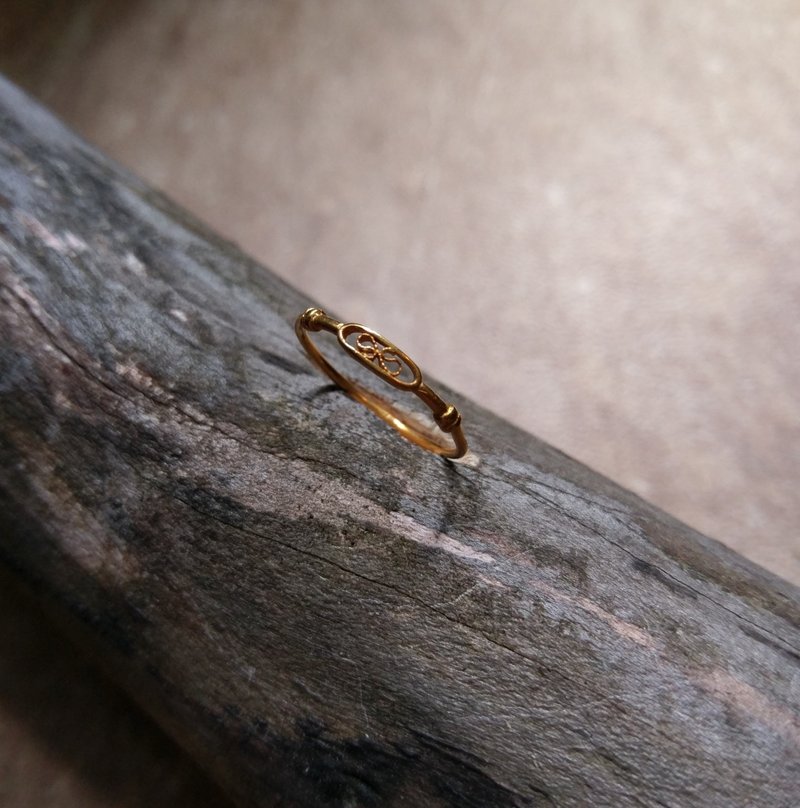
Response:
[295, 308, 468, 459]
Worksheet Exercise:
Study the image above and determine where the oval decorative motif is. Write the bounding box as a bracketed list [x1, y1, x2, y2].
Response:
[338, 323, 422, 390]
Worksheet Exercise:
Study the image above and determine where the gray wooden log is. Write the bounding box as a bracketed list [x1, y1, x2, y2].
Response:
[0, 75, 798, 808]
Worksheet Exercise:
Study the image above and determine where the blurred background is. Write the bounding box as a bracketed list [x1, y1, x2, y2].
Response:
[1, 1, 798, 805]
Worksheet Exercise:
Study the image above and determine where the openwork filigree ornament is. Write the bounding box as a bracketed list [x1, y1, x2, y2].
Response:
[354, 332, 403, 378]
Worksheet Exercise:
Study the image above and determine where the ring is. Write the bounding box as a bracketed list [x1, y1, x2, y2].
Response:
[295, 308, 468, 459]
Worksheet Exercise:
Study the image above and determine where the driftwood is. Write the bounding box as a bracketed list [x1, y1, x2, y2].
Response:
[0, 76, 798, 808]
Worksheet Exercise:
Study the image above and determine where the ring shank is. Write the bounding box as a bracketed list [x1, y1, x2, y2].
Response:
[295, 310, 468, 459]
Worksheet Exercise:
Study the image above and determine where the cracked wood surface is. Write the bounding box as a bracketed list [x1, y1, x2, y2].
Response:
[0, 76, 799, 807]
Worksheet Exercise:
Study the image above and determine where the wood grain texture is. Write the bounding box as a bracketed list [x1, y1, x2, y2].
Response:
[0, 77, 798, 808]
[0, 566, 233, 808]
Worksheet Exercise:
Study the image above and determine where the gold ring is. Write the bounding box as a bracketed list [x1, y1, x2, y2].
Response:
[295, 308, 468, 459]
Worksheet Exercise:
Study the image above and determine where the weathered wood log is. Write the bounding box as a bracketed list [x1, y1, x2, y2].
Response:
[0, 75, 798, 808]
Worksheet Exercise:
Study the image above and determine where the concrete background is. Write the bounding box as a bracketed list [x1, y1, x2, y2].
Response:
[1, 1, 798, 805]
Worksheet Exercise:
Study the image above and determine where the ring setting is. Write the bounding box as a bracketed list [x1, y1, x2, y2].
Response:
[295, 308, 468, 459]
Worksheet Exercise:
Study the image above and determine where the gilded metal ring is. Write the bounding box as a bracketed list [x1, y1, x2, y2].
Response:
[295, 308, 468, 459]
